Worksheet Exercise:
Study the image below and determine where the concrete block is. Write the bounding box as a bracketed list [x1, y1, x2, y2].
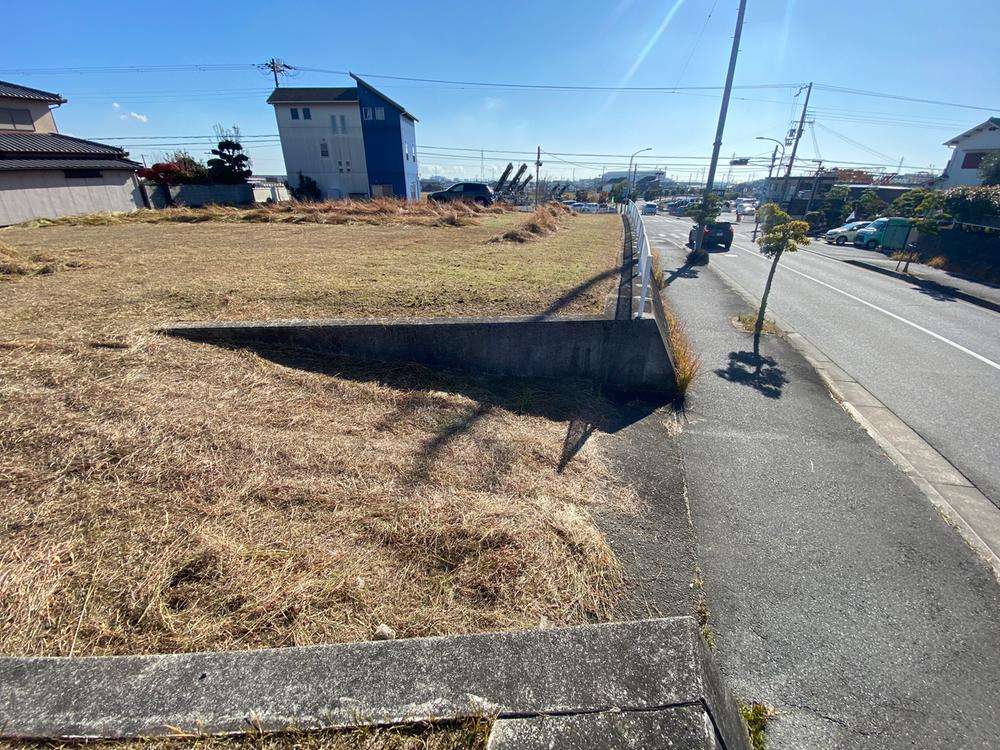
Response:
[162, 315, 676, 394]
[0, 617, 748, 749]
[488, 706, 721, 749]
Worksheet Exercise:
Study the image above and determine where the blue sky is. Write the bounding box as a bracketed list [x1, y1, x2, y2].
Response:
[5, 0, 997, 181]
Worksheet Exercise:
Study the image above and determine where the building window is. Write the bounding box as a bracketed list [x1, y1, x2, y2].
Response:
[330, 115, 338, 133]
[404, 143, 409, 161]
[961, 151, 986, 170]
[290, 108, 300, 120]
[345, 160, 351, 172]
[0, 107, 34, 131]
[340, 115, 347, 133]
[63, 169, 102, 179]
[375, 107, 385, 121]
[363, 107, 373, 121]
[302, 107, 312, 120]
[320, 140, 329, 157]
[338, 160, 344, 173]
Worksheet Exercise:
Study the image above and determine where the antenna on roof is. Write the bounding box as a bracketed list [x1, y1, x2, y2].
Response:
[258, 58, 296, 87]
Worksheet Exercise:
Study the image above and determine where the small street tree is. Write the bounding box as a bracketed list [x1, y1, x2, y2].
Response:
[855, 188, 888, 220]
[978, 152, 1000, 186]
[288, 171, 322, 202]
[685, 194, 721, 264]
[821, 184, 850, 227]
[207, 140, 252, 184]
[753, 203, 810, 354]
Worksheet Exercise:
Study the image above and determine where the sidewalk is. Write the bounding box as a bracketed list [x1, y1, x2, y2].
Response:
[808, 243, 1000, 313]
[651, 237, 1000, 749]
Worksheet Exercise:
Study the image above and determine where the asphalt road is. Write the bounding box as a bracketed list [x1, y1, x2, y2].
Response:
[645, 219, 1000, 748]
[647, 213, 1000, 509]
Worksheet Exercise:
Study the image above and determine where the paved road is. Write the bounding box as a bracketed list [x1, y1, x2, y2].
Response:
[648, 214, 1000, 509]
[645, 222, 1000, 748]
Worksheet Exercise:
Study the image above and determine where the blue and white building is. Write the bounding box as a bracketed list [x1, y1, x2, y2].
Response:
[268, 74, 419, 201]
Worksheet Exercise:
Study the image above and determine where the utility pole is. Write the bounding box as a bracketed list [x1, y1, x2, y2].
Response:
[753, 144, 780, 241]
[259, 58, 293, 88]
[534, 146, 542, 208]
[692, 0, 748, 264]
[481, 149, 484, 182]
[804, 161, 823, 214]
[781, 81, 813, 207]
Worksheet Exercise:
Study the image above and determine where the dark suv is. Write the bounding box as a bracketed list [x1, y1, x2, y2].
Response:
[689, 221, 734, 250]
[428, 182, 494, 205]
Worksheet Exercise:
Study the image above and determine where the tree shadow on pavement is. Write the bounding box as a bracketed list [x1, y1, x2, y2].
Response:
[714, 350, 788, 399]
[663, 260, 700, 286]
[911, 282, 958, 303]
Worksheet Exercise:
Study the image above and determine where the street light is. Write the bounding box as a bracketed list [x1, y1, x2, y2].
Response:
[627, 147, 652, 199]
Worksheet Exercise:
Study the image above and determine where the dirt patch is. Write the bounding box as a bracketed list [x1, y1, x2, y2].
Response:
[733, 312, 778, 335]
[0, 214, 633, 657]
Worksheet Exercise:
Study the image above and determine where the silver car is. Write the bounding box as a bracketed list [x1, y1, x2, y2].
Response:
[825, 221, 871, 245]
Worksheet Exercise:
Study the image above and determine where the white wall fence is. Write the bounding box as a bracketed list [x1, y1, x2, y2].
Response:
[623, 200, 653, 319]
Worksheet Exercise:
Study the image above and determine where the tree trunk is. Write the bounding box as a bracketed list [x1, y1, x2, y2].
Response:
[753, 248, 783, 356]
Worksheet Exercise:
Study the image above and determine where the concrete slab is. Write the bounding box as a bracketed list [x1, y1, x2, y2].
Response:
[488, 707, 721, 749]
[0, 617, 749, 750]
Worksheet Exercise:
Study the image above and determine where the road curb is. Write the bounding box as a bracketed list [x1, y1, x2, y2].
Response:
[818, 254, 1000, 316]
[651, 234, 1000, 584]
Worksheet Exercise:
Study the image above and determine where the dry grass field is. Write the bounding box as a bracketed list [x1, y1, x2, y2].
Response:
[0, 718, 492, 750]
[0, 204, 636, 658]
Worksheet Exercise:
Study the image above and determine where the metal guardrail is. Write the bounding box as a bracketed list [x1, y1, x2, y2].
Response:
[623, 200, 652, 319]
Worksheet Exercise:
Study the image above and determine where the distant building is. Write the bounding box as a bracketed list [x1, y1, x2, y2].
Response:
[0, 80, 142, 226]
[934, 117, 1000, 189]
[268, 74, 419, 201]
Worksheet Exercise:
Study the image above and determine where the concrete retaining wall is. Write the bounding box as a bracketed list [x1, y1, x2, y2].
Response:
[0, 617, 749, 749]
[144, 183, 254, 208]
[163, 315, 676, 394]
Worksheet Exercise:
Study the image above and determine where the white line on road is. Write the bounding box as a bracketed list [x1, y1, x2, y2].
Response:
[735, 247, 1000, 372]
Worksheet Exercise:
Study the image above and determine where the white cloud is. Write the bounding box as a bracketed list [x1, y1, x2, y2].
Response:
[484, 97, 502, 111]
[120, 111, 148, 123]
[112, 102, 120, 109]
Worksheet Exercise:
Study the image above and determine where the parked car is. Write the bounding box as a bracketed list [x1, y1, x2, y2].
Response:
[689, 221, 734, 250]
[824, 221, 871, 245]
[852, 217, 911, 250]
[428, 182, 494, 205]
[641, 202, 657, 215]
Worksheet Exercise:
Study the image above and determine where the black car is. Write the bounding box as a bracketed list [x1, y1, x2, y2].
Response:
[428, 182, 494, 205]
[689, 221, 734, 250]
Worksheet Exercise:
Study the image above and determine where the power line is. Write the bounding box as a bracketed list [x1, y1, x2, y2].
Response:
[814, 84, 999, 113]
[295, 65, 800, 93]
[0, 64, 255, 75]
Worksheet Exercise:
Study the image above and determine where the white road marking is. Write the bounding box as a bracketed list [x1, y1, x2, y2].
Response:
[735, 247, 1000, 372]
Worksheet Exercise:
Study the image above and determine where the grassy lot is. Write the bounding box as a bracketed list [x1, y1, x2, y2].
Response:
[0, 207, 634, 657]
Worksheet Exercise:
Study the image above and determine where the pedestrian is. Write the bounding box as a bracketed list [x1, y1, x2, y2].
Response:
[735, 208, 742, 223]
